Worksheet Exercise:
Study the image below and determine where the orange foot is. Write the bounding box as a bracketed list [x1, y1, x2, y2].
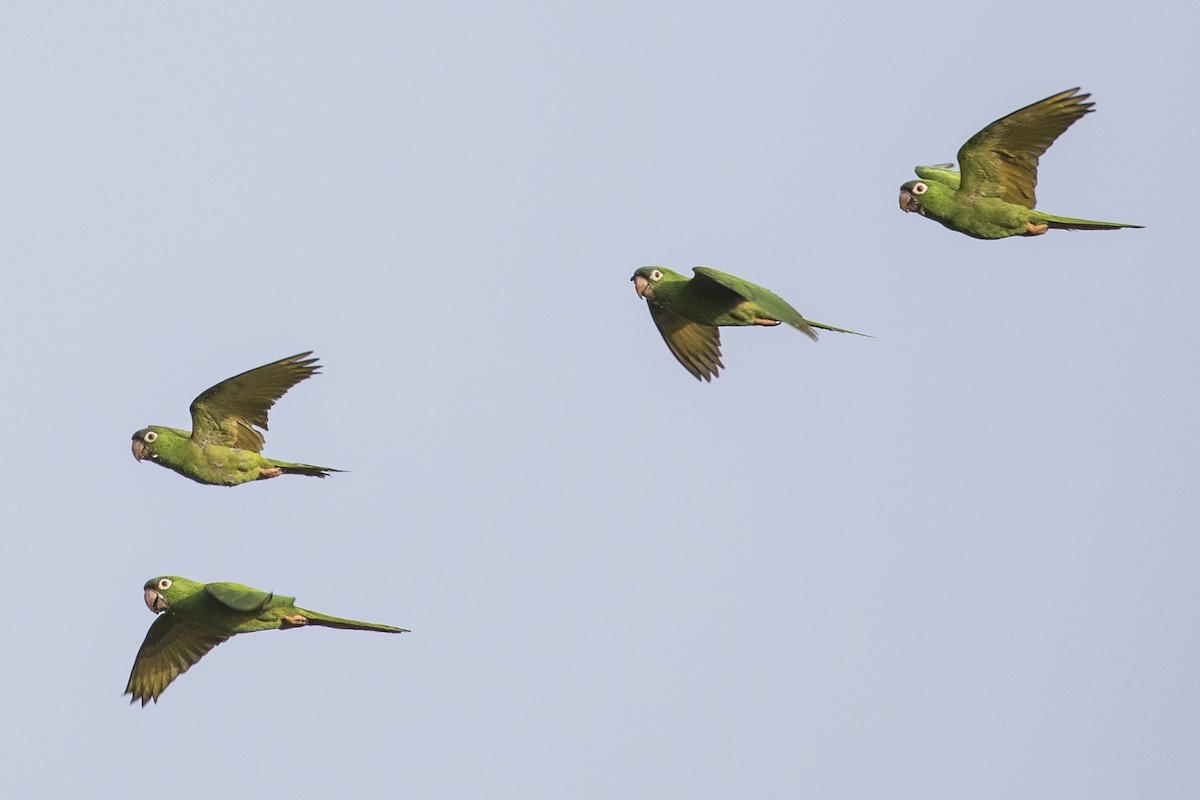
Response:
[281, 614, 309, 628]
[258, 466, 283, 479]
[1026, 222, 1049, 235]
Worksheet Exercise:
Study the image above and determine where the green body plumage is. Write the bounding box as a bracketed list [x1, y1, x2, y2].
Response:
[131, 352, 341, 486]
[126, 575, 408, 706]
[132, 426, 334, 484]
[631, 266, 864, 381]
[898, 88, 1142, 239]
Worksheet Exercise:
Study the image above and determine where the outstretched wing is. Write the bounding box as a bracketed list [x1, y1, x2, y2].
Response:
[647, 303, 724, 382]
[957, 88, 1093, 208]
[205, 582, 280, 612]
[691, 267, 816, 340]
[125, 614, 229, 706]
[189, 352, 320, 450]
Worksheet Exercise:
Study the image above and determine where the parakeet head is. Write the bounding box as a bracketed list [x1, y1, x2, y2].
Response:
[631, 266, 680, 300]
[131, 427, 166, 462]
[142, 575, 202, 613]
[898, 179, 932, 215]
[143, 576, 179, 613]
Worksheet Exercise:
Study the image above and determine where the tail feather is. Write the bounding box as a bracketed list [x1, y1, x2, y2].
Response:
[1036, 212, 1143, 231]
[299, 608, 409, 634]
[806, 320, 872, 338]
[270, 460, 345, 479]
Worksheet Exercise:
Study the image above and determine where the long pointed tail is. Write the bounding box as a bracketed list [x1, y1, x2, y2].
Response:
[1035, 212, 1143, 231]
[805, 320, 872, 339]
[270, 459, 345, 479]
[298, 608, 409, 634]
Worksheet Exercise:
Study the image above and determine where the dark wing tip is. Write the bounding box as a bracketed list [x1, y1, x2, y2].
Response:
[1052, 87, 1094, 115]
[124, 683, 156, 707]
[279, 351, 322, 379]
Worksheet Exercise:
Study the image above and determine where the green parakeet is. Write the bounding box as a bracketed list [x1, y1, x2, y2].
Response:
[631, 266, 864, 381]
[898, 88, 1142, 239]
[131, 351, 342, 486]
[126, 575, 409, 705]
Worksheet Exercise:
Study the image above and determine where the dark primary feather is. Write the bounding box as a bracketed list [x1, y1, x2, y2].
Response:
[189, 352, 321, 451]
[957, 88, 1093, 208]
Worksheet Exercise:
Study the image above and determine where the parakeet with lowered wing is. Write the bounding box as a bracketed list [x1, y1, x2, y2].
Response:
[898, 88, 1142, 239]
[131, 351, 342, 486]
[126, 575, 408, 705]
[631, 266, 865, 381]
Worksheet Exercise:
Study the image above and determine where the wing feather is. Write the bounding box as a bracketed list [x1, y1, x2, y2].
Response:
[647, 304, 724, 382]
[691, 267, 817, 339]
[205, 582, 281, 612]
[957, 88, 1093, 208]
[125, 614, 229, 706]
[189, 352, 320, 450]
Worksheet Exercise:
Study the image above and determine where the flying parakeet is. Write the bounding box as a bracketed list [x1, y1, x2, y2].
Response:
[126, 575, 409, 705]
[898, 88, 1142, 239]
[631, 266, 864, 381]
[131, 351, 342, 486]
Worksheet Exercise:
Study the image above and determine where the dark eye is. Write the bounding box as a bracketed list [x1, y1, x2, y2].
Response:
[911, 182, 928, 196]
[649, 269, 663, 281]
[143, 430, 158, 443]
[158, 578, 172, 590]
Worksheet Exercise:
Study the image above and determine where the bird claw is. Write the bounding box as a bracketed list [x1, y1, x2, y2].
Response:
[1025, 222, 1049, 235]
[281, 615, 308, 628]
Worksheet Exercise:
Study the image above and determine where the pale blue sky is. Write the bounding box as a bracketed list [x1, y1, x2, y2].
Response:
[2, 2, 1196, 798]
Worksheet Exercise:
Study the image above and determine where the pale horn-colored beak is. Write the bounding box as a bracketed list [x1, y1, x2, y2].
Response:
[144, 589, 167, 613]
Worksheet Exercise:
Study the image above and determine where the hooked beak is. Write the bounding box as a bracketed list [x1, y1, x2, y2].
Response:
[899, 189, 920, 214]
[632, 275, 652, 299]
[144, 589, 168, 614]
[131, 438, 146, 461]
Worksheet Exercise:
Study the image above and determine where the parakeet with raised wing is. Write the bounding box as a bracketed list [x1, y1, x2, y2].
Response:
[126, 575, 409, 706]
[898, 88, 1142, 239]
[631, 266, 865, 381]
[131, 351, 342, 486]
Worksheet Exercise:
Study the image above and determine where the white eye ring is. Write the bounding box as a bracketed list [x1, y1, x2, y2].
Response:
[158, 578, 172, 590]
[649, 269, 663, 281]
[911, 182, 928, 195]
[143, 430, 158, 443]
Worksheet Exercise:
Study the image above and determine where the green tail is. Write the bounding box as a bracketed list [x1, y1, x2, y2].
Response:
[1034, 211, 1143, 231]
[807, 320, 872, 338]
[299, 608, 409, 634]
[268, 459, 345, 478]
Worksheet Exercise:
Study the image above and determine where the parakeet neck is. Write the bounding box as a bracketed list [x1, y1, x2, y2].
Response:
[651, 278, 689, 305]
[917, 183, 959, 221]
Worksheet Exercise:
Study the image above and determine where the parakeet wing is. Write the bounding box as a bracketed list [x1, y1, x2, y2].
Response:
[126, 614, 229, 705]
[647, 303, 723, 382]
[691, 267, 807, 328]
[915, 163, 961, 189]
[956, 88, 1093, 208]
[189, 352, 320, 451]
[205, 582, 278, 612]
